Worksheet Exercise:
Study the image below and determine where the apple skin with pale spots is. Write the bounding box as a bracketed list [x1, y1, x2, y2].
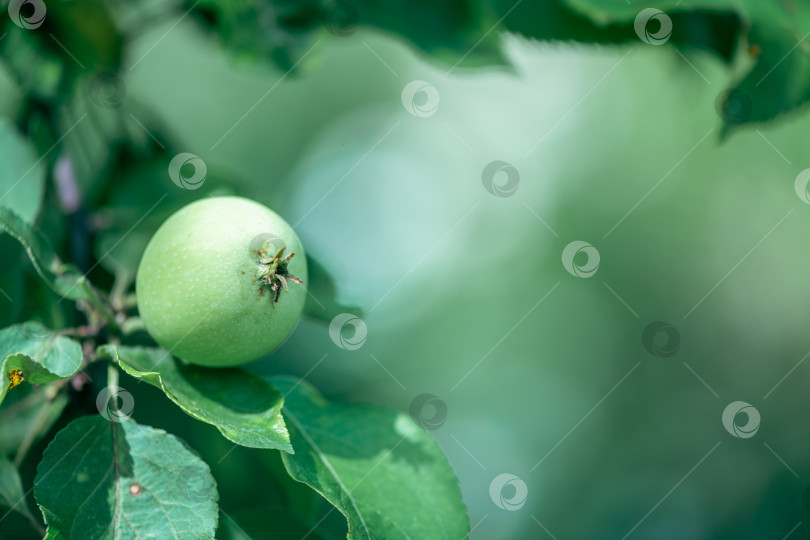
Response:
[136, 196, 307, 367]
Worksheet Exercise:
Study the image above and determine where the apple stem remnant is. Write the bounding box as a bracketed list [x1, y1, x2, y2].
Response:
[255, 246, 303, 303]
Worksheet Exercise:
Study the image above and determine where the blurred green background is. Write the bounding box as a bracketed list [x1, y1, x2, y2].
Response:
[3, 6, 810, 539]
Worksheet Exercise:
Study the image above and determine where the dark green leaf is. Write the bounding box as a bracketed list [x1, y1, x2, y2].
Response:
[0, 235, 24, 328]
[35, 416, 219, 539]
[493, 1, 739, 61]
[190, 0, 506, 70]
[0, 206, 91, 301]
[107, 345, 293, 452]
[0, 322, 82, 406]
[350, 0, 506, 68]
[273, 377, 469, 540]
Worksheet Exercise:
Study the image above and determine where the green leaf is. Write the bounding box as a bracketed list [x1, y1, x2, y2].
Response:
[303, 254, 362, 324]
[107, 345, 293, 453]
[43, 529, 65, 540]
[0, 206, 91, 301]
[0, 323, 82, 406]
[0, 455, 27, 517]
[492, 1, 739, 61]
[35, 415, 219, 539]
[349, 0, 506, 68]
[0, 118, 45, 224]
[192, 0, 322, 70]
[560, 0, 810, 131]
[0, 384, 68, 456]
[273, 377, 469, 540]
[190, 0, 506, 70]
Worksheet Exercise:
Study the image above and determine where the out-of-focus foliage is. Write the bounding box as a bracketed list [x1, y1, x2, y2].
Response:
[1, 0, 810, 537]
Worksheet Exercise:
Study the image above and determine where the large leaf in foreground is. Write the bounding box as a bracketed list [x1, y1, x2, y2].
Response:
[109, 345, 292, 452]
[0, 323, 82, 406]
[273, 377, 469, 540]
[35, 416, 218, 539]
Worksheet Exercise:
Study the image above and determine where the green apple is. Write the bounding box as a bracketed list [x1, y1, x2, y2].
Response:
[136, 197, 306, 366]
